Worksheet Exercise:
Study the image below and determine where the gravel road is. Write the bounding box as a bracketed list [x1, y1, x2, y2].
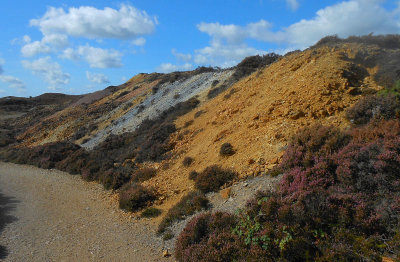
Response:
[0, 162, 174, 262]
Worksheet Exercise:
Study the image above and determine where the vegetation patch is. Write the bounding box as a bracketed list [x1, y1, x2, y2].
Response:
[176, 117, 400, 261]
[119, 184, 156, 212]
[131, 167, 157, 183]
[188, 170, 199, 180]
[194, 165, 237, 193]
[219, 142, 235, 156]
[157, 191, 209, 234]
[182, 156, 194, 167]
[140, 207, 162, 218]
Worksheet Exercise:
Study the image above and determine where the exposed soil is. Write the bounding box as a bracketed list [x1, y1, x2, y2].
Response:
[0, 162, 174, 262]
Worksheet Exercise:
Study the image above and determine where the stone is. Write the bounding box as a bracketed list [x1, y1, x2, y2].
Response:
[163, 249, 171, 257]
[220, 187, 231, 199]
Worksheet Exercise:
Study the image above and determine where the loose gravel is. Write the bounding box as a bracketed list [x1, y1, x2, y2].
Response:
[0, 162, 174, 262]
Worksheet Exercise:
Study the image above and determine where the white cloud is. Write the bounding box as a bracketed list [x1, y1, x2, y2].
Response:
[274, 0, 400, 48]
[194, 22, 268, 67]
[156, 63, 192, 73]
[286, 0, 299, 11]
[193, 0, 400, 66]
[21, 34, 68, 57]
[86, 71, 110, 84]
[132, 37, 146, 46]
[172, 49, 192, 62]
[197, 22, 247, 45]
[0, 58, 26, 91]
[21, 41, 52, 57]
[23, 35, 31, 43]
[60, 44, 123, 68]
[30, 4, 157, 40]
[0, 75, 26, 91]
[22, 56, 70, 90]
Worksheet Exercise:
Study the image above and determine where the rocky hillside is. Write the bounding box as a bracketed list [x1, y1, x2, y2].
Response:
[2, 35, 400, 261]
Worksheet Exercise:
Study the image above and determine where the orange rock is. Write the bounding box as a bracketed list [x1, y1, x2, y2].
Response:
[220, 187, 231, 199]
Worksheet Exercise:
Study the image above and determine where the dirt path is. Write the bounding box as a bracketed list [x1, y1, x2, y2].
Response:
[0, 162, 173, 262]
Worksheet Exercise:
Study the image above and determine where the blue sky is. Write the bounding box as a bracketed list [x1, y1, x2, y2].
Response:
[0, 0, 399, 97]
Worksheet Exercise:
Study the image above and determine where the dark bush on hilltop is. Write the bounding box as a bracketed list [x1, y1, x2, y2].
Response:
[157, 191, 209, 234]
[119, 184, 156, 212]
[176, 119, 400, 261]
[232, 53, 281, 81]
[194, 165, 237, 193]
[313, 34, 400, 50]
[219, 143, 235, 156]
[346, 94, 400, 125]
[131, 167, 157, 183]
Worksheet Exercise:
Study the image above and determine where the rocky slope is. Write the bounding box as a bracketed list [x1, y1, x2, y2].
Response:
[2, 35, 400, 259]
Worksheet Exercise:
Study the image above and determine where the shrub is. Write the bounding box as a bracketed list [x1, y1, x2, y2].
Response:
[177, 120, 400, 261]
[219, 142, 235, 156]
[232, 53, 280, 81]
[157, 191, 209, 234]
[346, 94, 400, 125]
[131, 167, 157, 183]
[188, 170, 199, 180]
[194, 165, 237, 193]
[183, 120, 193, 128]
[175, 212, 239, 262]
[278, 124, 351, 171]
[119, 184, 156, 212]
[182, 156, 194, 167]
[99, 167, 132, 190]
[141, 207, 162, 218]
[207, 85, 228, 99]
[194, 110, 205, 118]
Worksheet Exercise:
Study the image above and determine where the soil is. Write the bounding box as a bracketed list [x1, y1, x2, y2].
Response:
[0, 162, 174, 262]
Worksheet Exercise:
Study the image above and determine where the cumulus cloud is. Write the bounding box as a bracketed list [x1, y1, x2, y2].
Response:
[30, 4, 157, 40]
[286, 0, 299, 11]
[0, 58, 26, 91]
[273, 0, 400, 48]
[193, 0, 400, 66]
[194, 21, 268, 67]
[0, 75, 26, 90]
[86, 71, 110, 84]
[61, 44, 123, 68]
[22, 56, 70, 90]
[21, 33, 68, 57]
[172, 49, 192, 62]
[156, 63, 192, 73]
[132, 37, 146, 46]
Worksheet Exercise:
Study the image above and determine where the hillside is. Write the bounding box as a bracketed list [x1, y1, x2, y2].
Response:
[1, 35, 400, 260]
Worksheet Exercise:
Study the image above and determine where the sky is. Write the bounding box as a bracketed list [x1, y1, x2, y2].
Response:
[0, 0, 400, 97]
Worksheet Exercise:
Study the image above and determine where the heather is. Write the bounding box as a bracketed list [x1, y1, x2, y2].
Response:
[175, 120, 400, 261]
